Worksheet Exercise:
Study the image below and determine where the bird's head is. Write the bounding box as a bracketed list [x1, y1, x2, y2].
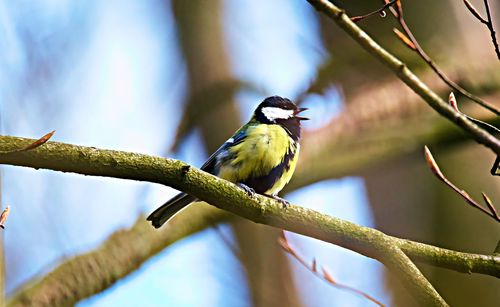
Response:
[254, 96, 308, 124]
[254, 96, 308, 140]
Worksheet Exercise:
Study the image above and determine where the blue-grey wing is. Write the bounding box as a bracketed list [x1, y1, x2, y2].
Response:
[200, 129, 247, 174]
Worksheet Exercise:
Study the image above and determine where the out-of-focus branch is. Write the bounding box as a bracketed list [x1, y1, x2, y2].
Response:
[290, 111, 500, 192]
[7, 205, 232, 307]
[306, 0, 500, 156]
[170, 0, 242, 153]
[171, 1, 302, 305]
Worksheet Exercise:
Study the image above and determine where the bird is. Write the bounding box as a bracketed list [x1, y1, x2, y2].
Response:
[147, 96, 308, 228]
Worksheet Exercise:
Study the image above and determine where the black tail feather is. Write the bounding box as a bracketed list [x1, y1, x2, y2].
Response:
[147, 193, 196, 228]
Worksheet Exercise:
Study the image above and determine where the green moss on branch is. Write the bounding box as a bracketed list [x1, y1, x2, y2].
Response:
[2, 135, 499, 305]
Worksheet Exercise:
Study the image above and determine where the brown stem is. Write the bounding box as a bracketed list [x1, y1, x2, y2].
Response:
[424, 146, 500, 222]
[279, 232, 385, 306]
[482, 0, 500, 59]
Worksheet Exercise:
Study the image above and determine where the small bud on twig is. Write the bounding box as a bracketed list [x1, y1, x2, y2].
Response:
[393, 28, 416, 50]
[482, 192, 499, 220]
[322, 267, 336, 283]
[0, 206, 10, 229]
[448, 92, 459, 112]
[424, 146, 445, 180]
[0, 130, 55, 154]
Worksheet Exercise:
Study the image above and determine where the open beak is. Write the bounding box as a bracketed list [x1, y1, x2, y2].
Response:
[294, 107, 309, 121]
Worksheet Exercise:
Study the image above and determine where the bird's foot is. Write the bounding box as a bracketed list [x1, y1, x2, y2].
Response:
[237, 183, 255, 197]
[267, 195, 290, 208]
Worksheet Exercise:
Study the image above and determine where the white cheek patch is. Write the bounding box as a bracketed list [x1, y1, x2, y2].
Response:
[261, 107, 294, 121]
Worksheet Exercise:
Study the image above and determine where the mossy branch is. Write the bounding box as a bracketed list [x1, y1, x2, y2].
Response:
[1, 136, 498, 305]
[306, 0, 500, 156]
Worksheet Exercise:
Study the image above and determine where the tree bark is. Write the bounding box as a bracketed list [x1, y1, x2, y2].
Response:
[171, 1, 303, 305]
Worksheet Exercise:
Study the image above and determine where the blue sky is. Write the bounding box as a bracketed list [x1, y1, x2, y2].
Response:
[0, 1, 387, 306]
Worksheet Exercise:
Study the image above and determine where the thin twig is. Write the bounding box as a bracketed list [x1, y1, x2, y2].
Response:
[449, 92, 500, 176]
[308, 0, 500, 159]
[390, 1, 500, 116]
[463, 0, 488, 24]
[278, 232, 384, 307]
[463, 0, 500, 60]
[449, 92, 500, 135]
[424, 146, 500, 222]
[449, 92, 500, 134]
[482, 0, 500, 60]
[350, 0, 396, 23]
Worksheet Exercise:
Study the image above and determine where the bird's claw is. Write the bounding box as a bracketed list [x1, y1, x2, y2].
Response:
[237, 183, 255, 197]
[270, 195, 290, 208]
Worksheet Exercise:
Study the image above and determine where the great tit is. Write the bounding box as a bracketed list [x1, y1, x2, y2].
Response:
[147, 96, 308, 228]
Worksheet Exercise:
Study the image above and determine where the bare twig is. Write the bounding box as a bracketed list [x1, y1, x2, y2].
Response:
[424, 146, 500, 222]
[449, 92, 500, 176]
[307, 0, 500, 159]
[448, 93, 500, 135]
[463, 0, 500, 60]
[0, 131, 55, 154]
[278, 232, 384, 306]
[390, 1, 500, 116]
[350, 0, 396, 23]
[463, 0, 488, 23]
[482, 0, 500, 60]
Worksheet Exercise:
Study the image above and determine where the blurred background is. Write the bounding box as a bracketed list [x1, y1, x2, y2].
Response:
[0, 0, 499, 306]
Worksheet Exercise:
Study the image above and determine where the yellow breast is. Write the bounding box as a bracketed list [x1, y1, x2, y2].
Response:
[217, 124, 298, 196]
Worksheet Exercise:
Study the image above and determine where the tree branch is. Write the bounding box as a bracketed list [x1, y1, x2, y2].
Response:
[7, 205, 232, 307]
[306, 0, 500, 156]
[7, 85, 500, 305]
[463, 0, 500, 60]
[389, 1, 500, 115]
[0, 136, 497, 305]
